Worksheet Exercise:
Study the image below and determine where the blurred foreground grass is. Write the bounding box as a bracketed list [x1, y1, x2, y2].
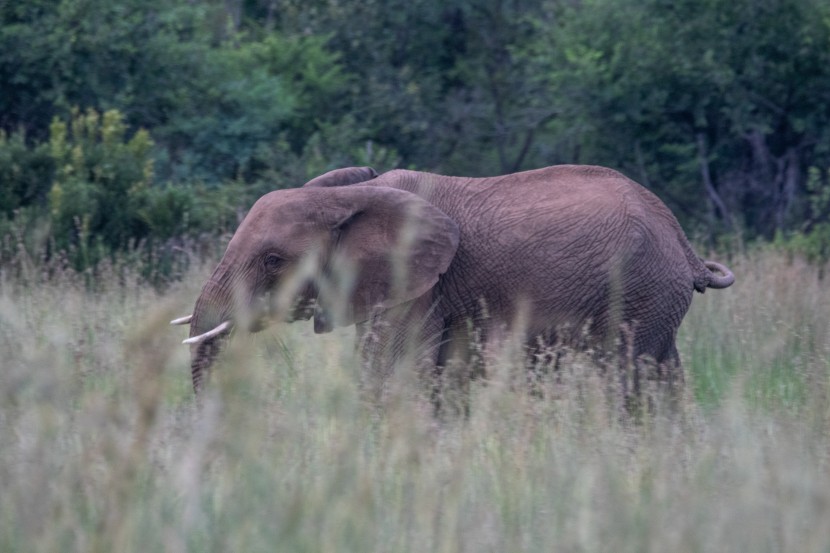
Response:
[1, 249, 829, 552]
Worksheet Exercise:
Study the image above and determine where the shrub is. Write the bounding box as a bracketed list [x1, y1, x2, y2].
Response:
[773, 166, 830, 265]
[0, 129, 54, 216]
[48, 108, 154, 259]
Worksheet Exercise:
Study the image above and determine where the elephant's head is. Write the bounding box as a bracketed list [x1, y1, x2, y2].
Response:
[175, 168, 460, 393]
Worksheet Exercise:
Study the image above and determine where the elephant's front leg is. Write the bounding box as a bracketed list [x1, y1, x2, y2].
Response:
[353, 294, 444, 407]
[432, 317, 494, 417]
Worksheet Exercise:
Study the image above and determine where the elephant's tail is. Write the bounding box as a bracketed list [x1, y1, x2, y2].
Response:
[698, 260, 735, 291]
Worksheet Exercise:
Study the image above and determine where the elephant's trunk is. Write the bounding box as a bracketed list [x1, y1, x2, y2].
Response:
[187, 275, 237, 393]
[189, 337, 227, 393]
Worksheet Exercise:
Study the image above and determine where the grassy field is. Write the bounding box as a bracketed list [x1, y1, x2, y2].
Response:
[1, 248, 829, 552]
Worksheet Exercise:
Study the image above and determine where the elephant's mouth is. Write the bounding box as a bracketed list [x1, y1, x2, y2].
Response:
[266, 289, 316, 323]
[174, 292, 318, 346]
[184, 320, 233, 345]
[285, 297, 316, 323]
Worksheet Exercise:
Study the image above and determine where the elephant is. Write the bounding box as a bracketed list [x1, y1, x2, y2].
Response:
[173, 164, 734, 400]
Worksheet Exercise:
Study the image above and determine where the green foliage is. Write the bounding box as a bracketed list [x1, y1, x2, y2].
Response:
[156, 32, 352, 183]
[4, 0, 830, 261]
[774, 224, 830, 266]
[532, 0, 830, 238]
[805, 166, 830, 223]
[135, 181, 243, 240]
[0, 130, 54, 216]
[48, 108, 154, 256]
[772, 167, 830, 263]
[36, 108, 245, 270]
[251, 114, 401, 196]
[1, 0, 358, 185]
[274, 0, 558, 176]
[0, 0, 216, 139]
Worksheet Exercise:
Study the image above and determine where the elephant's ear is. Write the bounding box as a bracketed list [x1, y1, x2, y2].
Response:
[313, 186, 459, 332]
[303, 166, 378, 188]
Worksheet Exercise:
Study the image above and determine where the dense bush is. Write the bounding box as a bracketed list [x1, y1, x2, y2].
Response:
[0, 108, 248, 272]
[0, 130, 53, 216]
[48, 109, 154, 251]
[773, 166, 830, 264]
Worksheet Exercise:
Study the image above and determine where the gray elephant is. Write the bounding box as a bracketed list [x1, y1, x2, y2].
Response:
[173, 165, 734, 398]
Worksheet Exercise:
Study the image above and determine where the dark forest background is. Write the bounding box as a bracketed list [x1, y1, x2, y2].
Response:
[2, 0, 830, 268]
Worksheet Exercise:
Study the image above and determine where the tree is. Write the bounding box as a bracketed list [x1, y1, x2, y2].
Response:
[534, 0, 830, 237]
[262, 0, 557, 175]
[0, 0, 214, 139]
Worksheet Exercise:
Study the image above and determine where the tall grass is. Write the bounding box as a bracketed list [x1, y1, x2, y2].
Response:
[1, 248, 829, 552]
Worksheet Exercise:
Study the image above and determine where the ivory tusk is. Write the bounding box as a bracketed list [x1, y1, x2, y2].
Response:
[183, 321, 231, 345]
[170, 315, 193, 325]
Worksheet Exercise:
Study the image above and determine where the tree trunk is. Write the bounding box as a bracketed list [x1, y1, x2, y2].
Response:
[696, 133, 733, 231]
[745, 129, 802, 234]
[774, 147, 800, 230]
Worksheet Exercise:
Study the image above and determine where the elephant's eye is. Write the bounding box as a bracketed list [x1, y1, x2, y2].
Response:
[263, 254, 282, 272]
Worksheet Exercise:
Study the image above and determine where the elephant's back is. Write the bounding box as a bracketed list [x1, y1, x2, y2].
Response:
[458, 165, 645, 244]
[437, 165, 698, 333]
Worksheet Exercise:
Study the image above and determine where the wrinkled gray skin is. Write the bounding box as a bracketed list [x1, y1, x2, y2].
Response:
[185, 165, 734, 397]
